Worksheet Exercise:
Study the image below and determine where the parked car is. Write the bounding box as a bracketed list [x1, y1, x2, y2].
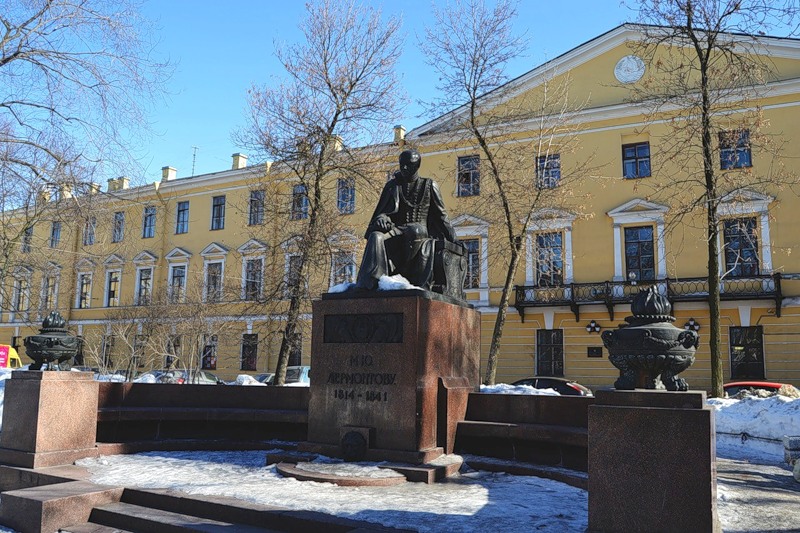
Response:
[134, 369, 224, 385]
[254, 372, 275, 385]
[723, 381, 795, 396]
[511, 376, 593, 396]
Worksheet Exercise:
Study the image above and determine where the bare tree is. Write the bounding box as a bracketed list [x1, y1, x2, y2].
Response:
[628, 0, 800, 396]
[421, 0, 593, 385]
[0, 0, 168, 313]
[237, 0, 403, 385]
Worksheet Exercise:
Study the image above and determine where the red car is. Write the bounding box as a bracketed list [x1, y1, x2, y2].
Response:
[723, 381, 790, 396]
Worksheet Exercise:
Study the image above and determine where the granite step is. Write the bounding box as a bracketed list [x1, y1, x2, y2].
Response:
[90, 502, 276, 533]
[59, 523, 134, 533]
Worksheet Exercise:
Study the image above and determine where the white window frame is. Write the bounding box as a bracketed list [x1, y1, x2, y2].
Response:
[238, 239, 268, 300]
[165, 247, 192, 303]
[168, 264, 187, 303]
[607, 199, 668, 282]
[717, 190, 773, 275]
[11, 268, 32, 321]
[112, 211, 125, 243]
[104, 269, 122, 307]
[242, 257, 265, 301]
[201, 243, 229, 303]
[526, 209, 576, 287]
[39, 263, 61, 317]
[134, 266, 153, 306]
[74, 259, 95, 309]
[451, 215, 489, 305]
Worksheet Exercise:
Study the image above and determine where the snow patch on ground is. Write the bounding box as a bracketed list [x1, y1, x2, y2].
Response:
[480, 383, 560, 396]
[294, 461, 404, 479]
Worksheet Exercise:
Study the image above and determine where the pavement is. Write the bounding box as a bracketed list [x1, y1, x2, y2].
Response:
[716, 457, 800, 532]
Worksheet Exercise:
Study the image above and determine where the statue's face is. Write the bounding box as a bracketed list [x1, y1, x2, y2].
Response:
[399, 150, 421, 180]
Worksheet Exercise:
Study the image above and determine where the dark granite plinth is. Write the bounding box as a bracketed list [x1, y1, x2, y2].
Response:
[0, 371, 99, 468]
[307, 293, 480, 462]
[588, 390, 720, 533]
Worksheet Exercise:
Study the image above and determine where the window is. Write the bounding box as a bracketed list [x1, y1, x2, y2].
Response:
[202, 335, 218, 370]
[166, 335, 181, 368]
[12, 276, 29, 316]
[241, 334, 258, 371]
[622, 142, 651, 178]
[286, 255, 303, 298]
[536, 329, 564, 377]
[112, 212, 125, 243]
[723, 217, 759, 278]
[536, 232, 564, 287]
[463, 238, 480, 289]
[50, 222, 61, 248]
[142, 206, 156, 238]
[22, 226, 33, 253]
[536, 154, 561, 189]
[136, 268, 152, 305]
[331, 252, 355, 286]
[288, 332, 302, 367]
[244, 258, 263, 301]
[83, 217, 96, 245]
[211, 195, 226, 230]
[249, 190, 265, 225]
[77, 273, 92, 308]
[206, 262, 223, 302]
[720, 129, 752, 169]
[291, 185, 309, 220]
[169, 265, 186, 302]
[624, 226, 655, 282]
[729, 326, 765, 379]
[457, 155, 480, 197]
[175, 201, 189, 234]
[105, 271, 120, 307]
[41, 275, 58, 312]
[337, 178, 355, 214]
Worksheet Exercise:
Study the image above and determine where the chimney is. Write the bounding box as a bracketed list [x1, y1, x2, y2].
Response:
[231, 153, 248, 170]
[161, 166, 177, 182]
[329, 135, 344, 152]
[88, 183, 101, 195]
[393, 125, 406, 144]
[107, 177, 130, 192]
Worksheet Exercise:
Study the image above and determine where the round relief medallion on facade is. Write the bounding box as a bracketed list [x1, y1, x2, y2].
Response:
[614, 55, 645, 84]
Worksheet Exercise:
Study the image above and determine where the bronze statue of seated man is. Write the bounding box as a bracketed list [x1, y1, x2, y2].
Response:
[355, 149, 463, 294]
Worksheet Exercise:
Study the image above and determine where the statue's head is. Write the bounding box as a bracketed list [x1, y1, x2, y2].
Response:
[399, 149, 421, 180]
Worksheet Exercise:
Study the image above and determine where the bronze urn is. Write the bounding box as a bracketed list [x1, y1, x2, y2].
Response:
[24, 311, 80, 370]
[601, 286, 699, 391]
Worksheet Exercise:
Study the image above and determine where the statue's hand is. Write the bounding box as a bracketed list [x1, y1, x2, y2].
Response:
[375, 214, 393, 231]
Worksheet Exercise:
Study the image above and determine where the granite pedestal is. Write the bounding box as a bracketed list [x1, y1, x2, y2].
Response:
[0, 371, 100, 468]
[588, 390, 720, 533]
[302, 291, 480, 463]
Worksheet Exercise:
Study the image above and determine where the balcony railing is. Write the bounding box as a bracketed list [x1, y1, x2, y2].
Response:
[514, 273, 783, 321]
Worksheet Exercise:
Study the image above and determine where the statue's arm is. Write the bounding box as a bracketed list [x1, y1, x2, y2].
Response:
[429, 180, 456, 242]
[365, 181, 398, 235]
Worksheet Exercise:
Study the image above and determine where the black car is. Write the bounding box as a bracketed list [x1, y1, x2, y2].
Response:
[511, 376, 593, 396]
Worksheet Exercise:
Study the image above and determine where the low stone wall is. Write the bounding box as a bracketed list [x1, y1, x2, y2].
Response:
[96, 383, 310, 443]
[455, 393, 595, 471]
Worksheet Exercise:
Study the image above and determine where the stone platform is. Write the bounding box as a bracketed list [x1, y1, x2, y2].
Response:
[304, 291, 480, 463]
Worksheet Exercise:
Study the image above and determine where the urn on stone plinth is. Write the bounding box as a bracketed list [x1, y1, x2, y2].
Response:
[24, 311, 80, 370]
[601, 286, 699, 391]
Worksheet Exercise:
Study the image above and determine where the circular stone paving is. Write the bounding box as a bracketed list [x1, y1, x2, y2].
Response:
[276, 461, 407, 487]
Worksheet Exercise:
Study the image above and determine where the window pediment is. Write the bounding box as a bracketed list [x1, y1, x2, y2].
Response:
[607, 199, 668, 224]
[166, 247, 192, 262]
[451, 214, 489, 237]
[133, 251, 158, 265]
[201, 242, 229, 258]
[237, 239, 268, 255]
[75, 258, 96, 272]
[719, 189, 773, 217]
[528, 208, 577, 231]
[104, 254, 125, 267]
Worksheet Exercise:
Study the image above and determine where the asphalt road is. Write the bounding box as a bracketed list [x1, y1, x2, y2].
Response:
[717, 457, 800, 532]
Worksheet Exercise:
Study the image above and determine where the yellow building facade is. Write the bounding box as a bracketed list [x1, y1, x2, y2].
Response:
[2, 25, 800, 389]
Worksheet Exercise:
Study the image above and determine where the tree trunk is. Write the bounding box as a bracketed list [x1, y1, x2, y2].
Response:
[484, 241, 522, 385]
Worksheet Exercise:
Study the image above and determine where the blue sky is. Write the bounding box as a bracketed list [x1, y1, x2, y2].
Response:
[136, 0, 632, 181]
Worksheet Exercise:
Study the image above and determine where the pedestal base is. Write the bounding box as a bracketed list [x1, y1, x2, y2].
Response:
[0, 371, 99, 468]
[588, 390, 720, 533]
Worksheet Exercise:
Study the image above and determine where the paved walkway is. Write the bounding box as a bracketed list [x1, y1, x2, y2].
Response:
[717, 457, 800, 532]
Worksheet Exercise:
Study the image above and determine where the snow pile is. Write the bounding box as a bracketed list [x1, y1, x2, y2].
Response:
[480, 383, 560, 396]
[234, 374, 266, 386]
[295, 461, 404, 479]
[133, 373, 157, 383]
[378, 274, 422, 291]
[710, 395, 800, 461]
